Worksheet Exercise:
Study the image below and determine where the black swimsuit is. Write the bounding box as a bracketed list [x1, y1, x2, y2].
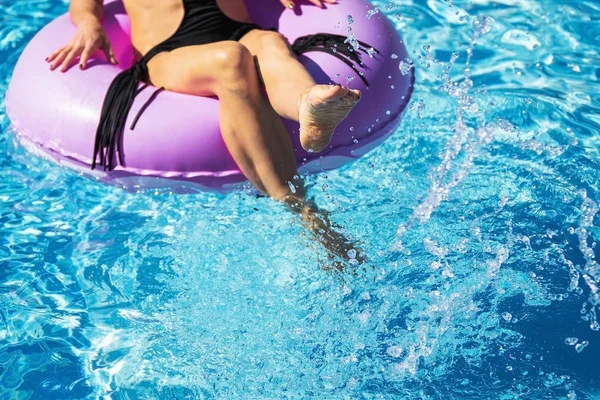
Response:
[92, 0, 377, 170]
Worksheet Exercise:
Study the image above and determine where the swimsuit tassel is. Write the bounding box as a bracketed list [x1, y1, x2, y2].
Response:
[92, 66, 146, 171]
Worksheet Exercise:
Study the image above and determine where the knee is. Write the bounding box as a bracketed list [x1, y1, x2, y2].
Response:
[258, 32, 293, 58]
[213, 42, 254, 76]
[214, 41, 254, 74]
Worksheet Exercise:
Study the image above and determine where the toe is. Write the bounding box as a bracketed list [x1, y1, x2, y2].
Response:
[340, 90, 360, 105]
[321, 84, 348, 100]
[332, 85, 350, 99]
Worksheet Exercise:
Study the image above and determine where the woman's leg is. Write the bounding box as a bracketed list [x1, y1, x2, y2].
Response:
[147, 40, 361, 266]
[239, 30, 361, 153]
[147, 41, 302, 199]
[237, 31, 366, 266]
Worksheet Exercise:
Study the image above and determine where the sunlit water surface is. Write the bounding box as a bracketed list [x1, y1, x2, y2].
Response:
[1, 0, 600, 398]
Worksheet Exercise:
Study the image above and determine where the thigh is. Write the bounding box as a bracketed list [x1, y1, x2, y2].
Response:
[146, 41, 248, 96]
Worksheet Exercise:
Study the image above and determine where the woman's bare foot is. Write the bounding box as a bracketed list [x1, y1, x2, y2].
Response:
[297, 84, 361, 152]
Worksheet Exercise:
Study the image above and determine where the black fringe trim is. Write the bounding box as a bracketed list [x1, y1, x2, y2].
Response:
[291, 33, 379, 87]
[91, 63, 148, 171]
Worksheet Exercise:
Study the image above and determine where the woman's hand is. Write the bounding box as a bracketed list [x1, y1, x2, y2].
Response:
[46, 18, 117, 72]
[280, 0, 336, 10]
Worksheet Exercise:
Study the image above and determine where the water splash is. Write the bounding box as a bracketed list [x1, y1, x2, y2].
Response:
[576, 192, 600, 332]
[394, 15, 495, 249]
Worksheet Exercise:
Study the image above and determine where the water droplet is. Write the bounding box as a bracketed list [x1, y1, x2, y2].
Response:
[386, 110, 391, 115]
[386, 346, 403, 358]
[575, 341, 589, 353]
[565, 337, 578, 346]
[366, 8, 379, 20]
[502, 312, 512, 322]
[344, 33, 360, 51]
[384, 1, 396, 11]
[473, 15, 493, 36]
[399, 58, 414, 75]
[497, 119, 515, 132]
[287, 181, 296, 193]
[347, 15, 354, 25]
[391, 53, 398, 59]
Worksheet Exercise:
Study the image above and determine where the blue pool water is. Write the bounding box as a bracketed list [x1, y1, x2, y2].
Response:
[1, 0, 600, 398]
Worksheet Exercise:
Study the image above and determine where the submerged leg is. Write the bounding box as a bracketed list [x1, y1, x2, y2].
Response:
[239, 30, 361, 153]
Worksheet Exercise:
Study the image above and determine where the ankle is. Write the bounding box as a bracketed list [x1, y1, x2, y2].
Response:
[280, 193, 306, 212]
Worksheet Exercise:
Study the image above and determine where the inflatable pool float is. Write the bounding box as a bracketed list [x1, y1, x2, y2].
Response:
[5, 0, 413, 191]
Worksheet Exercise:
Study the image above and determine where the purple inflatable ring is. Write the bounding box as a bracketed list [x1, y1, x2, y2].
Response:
[6, 0, 413, 191]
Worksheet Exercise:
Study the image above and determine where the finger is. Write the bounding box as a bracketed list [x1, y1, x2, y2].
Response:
[46, 46, 65, 63]
[280, 0, 295, 9]
[49, 48, 69, 70]
[322, 0, 336, 4]
[79, 42, 94, 70]
[308, 0, 324, 7]
[102, 41, 118, 64]
[60, 46, 81, 72]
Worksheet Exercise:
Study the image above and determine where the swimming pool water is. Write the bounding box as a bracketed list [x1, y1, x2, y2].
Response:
[1, 0, 600, 398]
